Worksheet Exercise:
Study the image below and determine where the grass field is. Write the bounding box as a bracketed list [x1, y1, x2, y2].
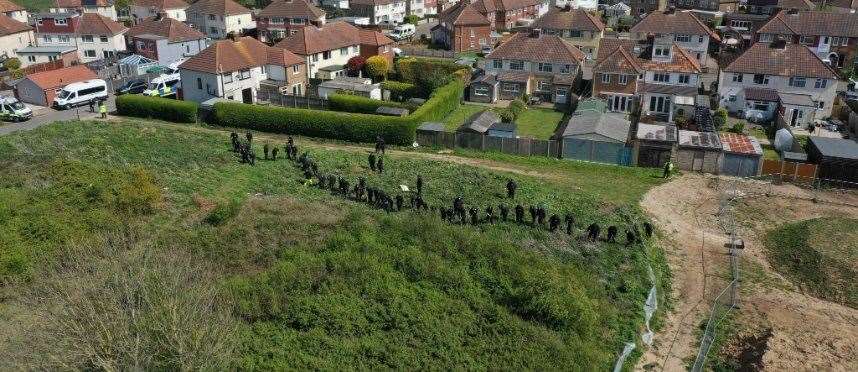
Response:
[440, 105, 565, 140]
[13, 0, 54, 11]
[0, 120, 670, 370]
[765, 217, 857, 308]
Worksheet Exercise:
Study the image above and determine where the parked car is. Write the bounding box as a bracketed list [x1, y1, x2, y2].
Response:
[0, 96, 32, 122]
[115, 79, 147, 95]
[389, 24, 415, 40]
[143, 73, 181, 97]
[480, 45, 493, 55]
[52, 79, 108, 110]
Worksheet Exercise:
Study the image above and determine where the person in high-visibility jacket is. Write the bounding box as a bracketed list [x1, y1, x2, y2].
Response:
[663, 160, 674, 178]
[99, 101, 107, 119]
[161, 85, 170, 97]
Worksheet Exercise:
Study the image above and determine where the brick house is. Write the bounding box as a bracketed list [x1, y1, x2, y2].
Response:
[755, 9, 858, 70]
[34, 12, 128, 63]
[126, 14, 209, 65]
[257, 0, 326, 43]
[359, 28, 395, 67]
[471, 0, 548, 31]
[530, 6, 605, 60]
[476, 30, 584, 104]
[431, 0, 492, 53]
[592, 37, 702, 122]
[629, 8, 719, 65]
[745, 0, 814, 15]
[349, 0, 407, 25]
[627, 0, 667, 17]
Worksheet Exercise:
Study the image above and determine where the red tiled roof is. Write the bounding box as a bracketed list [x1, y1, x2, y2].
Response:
[186, 0, 250, 16]
[439, 1, 491, 26]
[77, 12, 128, 35]
[359, 28, 394, 46]
[0, 14, 31, 36]
[594, 38, 701, 74]
[127, 17, 205, 42]
[0, 0, 25, 12]
[720, 132, 762, 155]
[531, 7, 604, 32]
[473, 0, 542, 13]
[258, 0, 325, 20]
[757, 10, 858, 38]
[275, 21, 360, 55]
[131, 0, 189, 10]
[630, 10, 720, 42]
[487, 31, 585, 64]
[180, 36, 302, 74]
[723, 42, 838, 79]
[25, 64, 98, 90]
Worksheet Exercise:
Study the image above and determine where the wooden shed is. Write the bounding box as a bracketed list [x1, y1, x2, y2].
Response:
[633, 123, 677, 168]
[719, 132, 763, 177]
[676, 130, 722, 173]
[806, 137, 858, 184]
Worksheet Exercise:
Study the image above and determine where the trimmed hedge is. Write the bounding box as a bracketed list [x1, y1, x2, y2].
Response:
[116, 95, 198, 123]
[380, 80, 417, 101]
[213, 79, 464, 145]
[328, 93, 410, 114]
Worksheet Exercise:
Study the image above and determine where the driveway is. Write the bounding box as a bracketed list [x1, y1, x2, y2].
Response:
[0, 96, 116, 136]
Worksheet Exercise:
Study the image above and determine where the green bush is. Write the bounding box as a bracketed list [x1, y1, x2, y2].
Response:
[395, 57, 469, 84]
[116, 95, 198, 123]
[727, 122, 745, 134]
[713, 108, 728, 130]
[381, 80, 417, 102]
[328, 93, 410, 114]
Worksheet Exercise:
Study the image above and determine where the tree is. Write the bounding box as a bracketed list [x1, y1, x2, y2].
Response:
[365, 56, 389, 81]
[346, 56, 366, 77]
[404, 15, 420, 25]
[713, 108, 728, 130]
[3, 57, 20, 71]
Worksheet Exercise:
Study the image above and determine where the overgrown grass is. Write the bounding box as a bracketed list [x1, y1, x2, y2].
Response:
[764, 217, 857, 308]
[0, 120, 671, 370]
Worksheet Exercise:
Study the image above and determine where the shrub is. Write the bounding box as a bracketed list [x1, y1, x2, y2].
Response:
[404, 14, 419, 25]
[395, 57, 469, 84]
[381, 80, 417, 102]
[365, 56, 389, 80]
[346, 56, 366, 76]
[205, 199, 241, 226]
[116, 95, 198, 123]
[727, 122, 745, 134]
[713, 108, 727, 130]
[508, 98, 526, 117]
[328, 93, 409, 115]
[117, 167, 162, 214]
[3, 57, 21, 71]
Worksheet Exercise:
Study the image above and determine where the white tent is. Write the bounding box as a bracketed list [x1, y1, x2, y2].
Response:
[773, 128, 794, 152]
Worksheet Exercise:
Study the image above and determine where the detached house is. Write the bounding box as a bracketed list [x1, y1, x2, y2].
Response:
[349, 0, 407, 25]
[276, 21, 361, 79]
[431, 0, 492, 53]
[530, 6, 605, 60]
[471, 0, 548, 30]
[755, 9, 858, 69]
[186, 0, 254, 39]
[718, 41, 839, 127]
[0, 14, 34, 61]
[50, 0, 117, 21]
[35, 12, 128, 62]
[126, 14, 208, 64]
[130, 0, 189, 22]
[475, 30, 583, 104]
[629, 8, 719, 65]
[593, 38, 702, 122]
[179, 36, 307, 103]
[0, 0, 28, 23]
[257, 0, 326, 42]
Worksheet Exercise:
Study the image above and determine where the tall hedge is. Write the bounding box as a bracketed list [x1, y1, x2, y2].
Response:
[328, 93, 410, 114]
[380, 81, 417, 101]
[116, 95, 198, 123]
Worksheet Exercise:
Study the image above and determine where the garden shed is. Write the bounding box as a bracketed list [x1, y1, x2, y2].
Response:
[719, 132, 763, 177]
[416, 122, 453, 148]
[487, 122, 517, 138]
[806, 137, 858, 183]
[375, 106, 409, 117]
[457, 111, 502, 149]
[560, 110, 631, 165]
[676, 130, 722, 173]
[633, 123, 677, 168]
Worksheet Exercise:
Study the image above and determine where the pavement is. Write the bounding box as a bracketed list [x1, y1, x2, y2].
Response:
[0, 95, 117, 136]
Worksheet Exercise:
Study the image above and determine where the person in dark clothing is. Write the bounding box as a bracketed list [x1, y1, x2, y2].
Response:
[395, 195, 404, 211]
[643, 222, 653, 238]
[587, 223, 600, 241]
[485, 206, 495, 223]
[529, 206, 537, 226]
[230, 132, 240, 152]
[607, 226, 618, 243]
[565, 214, 575, 235]
[514, 204, 524, 224]
[626, 230, 637, 246]
[469, 207, 479, 225]
[536, 206, 546, 226]
[499, 204, 509, 222]
[367, 188, 375, 204]
[416, 175, 423, 195]
[506, 179, 517, 199]
[453, 197, 465, 224]
[440, 208, 448, 221]
[249, 151, 256, 166]
[375, 136, 386, 154]
[245, 132, 253, 144]
[376, 157, 384, 173]
[415, 194, 426, 210]
[263, 144, 270, 160]
[271, 147, 279, 160]
[328, 175, 337, 192]
[368, 152, 377, 171]
[549, 215, 560, 232]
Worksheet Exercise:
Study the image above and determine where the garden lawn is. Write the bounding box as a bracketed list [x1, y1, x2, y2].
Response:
[0, 120, 670, 371]
[516, 107, 565, 139]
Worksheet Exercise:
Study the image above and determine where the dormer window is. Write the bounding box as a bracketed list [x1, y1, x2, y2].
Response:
[492, 59, 502, 69]
[654, 47, 670, 57]
[653, 73, 670, 83]
[55, 18, 67, 25]
[509, 60, 524, 70]
[674, 34, 690, 42]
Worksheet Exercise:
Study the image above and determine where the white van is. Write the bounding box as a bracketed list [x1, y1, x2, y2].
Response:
[143, 73, 181, 97]
[52, 79, 108, 110]
[389, 24, 415, 41]
[0, 96, 33, 122]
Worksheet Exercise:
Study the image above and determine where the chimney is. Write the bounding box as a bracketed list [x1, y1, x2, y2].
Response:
[530, 28, 542, 38]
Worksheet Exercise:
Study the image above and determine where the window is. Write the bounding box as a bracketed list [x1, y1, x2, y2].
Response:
[560, 64, 571, 74]
[538, 81, 551, 91]
[537, 62, 552, 73]
[474, 86, 489, 96]
[292, 65, 300, 74]
[239, 69, 251, 80]
[753, 74, 768, 85]
[59, 35, 69, 43]
[814, 79, 827, 89]
[800, 36, 815, 45]
[339, 47, 348, 56]
[619, 75, 628, 85]
[27, 55, 36, 62]
[84, 49, 96, 57]
[291, 18, 305, 25]
[678, 74, 690, 84]
[82, 35, 94, 43]
[654, 47, 669, 57]
[649, 96, 669, 113]
[312, 54, 319, 62]
[698, 35, 704, 42]
[759, 34, 773, 42]
[730, 20, 750, 28]
[271, 17, 283, 24]
[209, 27, 218, 34]
[653, 73, 670, 83]
[818, 101, 825, 109]
[36, 18, 42, 25]
[675, 34, 691, 42]
[208, 14, 215, 20]
[501, 83, 519, 93]
[223, 73, 233, 83]
[43, 35, 52, 42]
[492, 59, 502, 69]
[196, 77, 202, 89]
[732, 73, 743, 82]
[322, 51, 331, 59]
[508, 60, 524, 70]
[788, 76, 806, 88]
[100, 35, 108, 43]
[55, 18, 67, 25]
[601, 73, 611, 83]
[569, 30, 581, 38]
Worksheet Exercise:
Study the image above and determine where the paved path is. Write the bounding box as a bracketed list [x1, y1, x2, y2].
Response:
[0, 96, 116, 136]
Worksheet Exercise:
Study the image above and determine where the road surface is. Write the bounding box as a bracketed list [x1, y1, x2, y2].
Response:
[0, 96, 116, 136]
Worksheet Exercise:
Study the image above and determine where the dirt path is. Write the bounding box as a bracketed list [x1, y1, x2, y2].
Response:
[638, 174, 858, 371]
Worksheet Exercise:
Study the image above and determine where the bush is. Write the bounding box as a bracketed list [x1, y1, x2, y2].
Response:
[395, 57, 469, 84]
[727, 122, 745, 134]
[116, 95, 198, 123]
[365, 55, 389, 80]
[381, 80, 417, 102]
[713, 108, 727, 130]
[205, 199, 241, 226]
[116, 167, 162, 214]
[404, 14, 419, 25]
[328, 93, 410, 115]
[4, 57, 20, 71]
[346, 56, 366, 76]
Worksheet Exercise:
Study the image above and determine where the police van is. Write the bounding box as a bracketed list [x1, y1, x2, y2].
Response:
[52, 79, 109, 110]
[143, 73, 181, 97]
[0, 96, 33, 122]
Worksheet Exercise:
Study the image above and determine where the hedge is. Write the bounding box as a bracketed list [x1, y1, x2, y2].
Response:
[116, 95, 198, 123]
[395, 57, 470, 84]
[213, 79, 464, 145]
[380, 80, 417, 102]
[328, 93, 410, 114]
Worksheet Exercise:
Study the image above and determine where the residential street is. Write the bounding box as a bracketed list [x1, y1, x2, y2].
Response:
[0, 96, 116, 136]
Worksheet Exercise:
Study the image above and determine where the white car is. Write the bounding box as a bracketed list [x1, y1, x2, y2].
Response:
[52, 79, 108, 110]
[0, 96, 32, 121]
[389, 24, 415, 40]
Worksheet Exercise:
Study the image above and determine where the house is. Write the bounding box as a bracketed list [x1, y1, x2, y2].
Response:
[470, 0, 548, 30]
[806, 137, 858, 183]
[0, 0, 28, 23]
[50, 0, 118, 20]
[406, 0, 427, 17]
[14, 64, 97, 106]
[592, 38, 702, 123]
[257, 0, 326, 43]
[602, 3, 630, 28]
[718, 12, 771, 50]
[676, 129, 721, 173]
[629, 8, 719, 65]
[755, 9, 858, 69]
[558, 104, 632, 164]
[633, 122, 677, 168]
[179, 36, 307, 103]
[359, 28, 395, 67]
[719, 132, 763, 177]
[469, 72, 499, 103]
[746, 0, 814, 15]
[276, 21, 362, 80]
[529, 6, 605, 60]
[349, 0, 407, 25]
[317, 77, 382, 99]
[431, 0, 492, 53]
[186, 0, 254, 39]
[481, 30, 584, 104]
[0, 14, 34, 62]
[35, 12, 128, 63]
[126, 14, 209, 65]
[717, 41, 839, 127]
[16, 45, 79, 67]
[809, 0, 858, 12]
[553, 0, 598, 11]
[627, 0, 667, 17]
[130, 0, 189, 22]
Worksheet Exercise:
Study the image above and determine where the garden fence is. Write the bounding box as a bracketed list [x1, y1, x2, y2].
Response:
[397, 46, 456, 59]
[417, 131, 561, 157]
[257, 89, 329, 110]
